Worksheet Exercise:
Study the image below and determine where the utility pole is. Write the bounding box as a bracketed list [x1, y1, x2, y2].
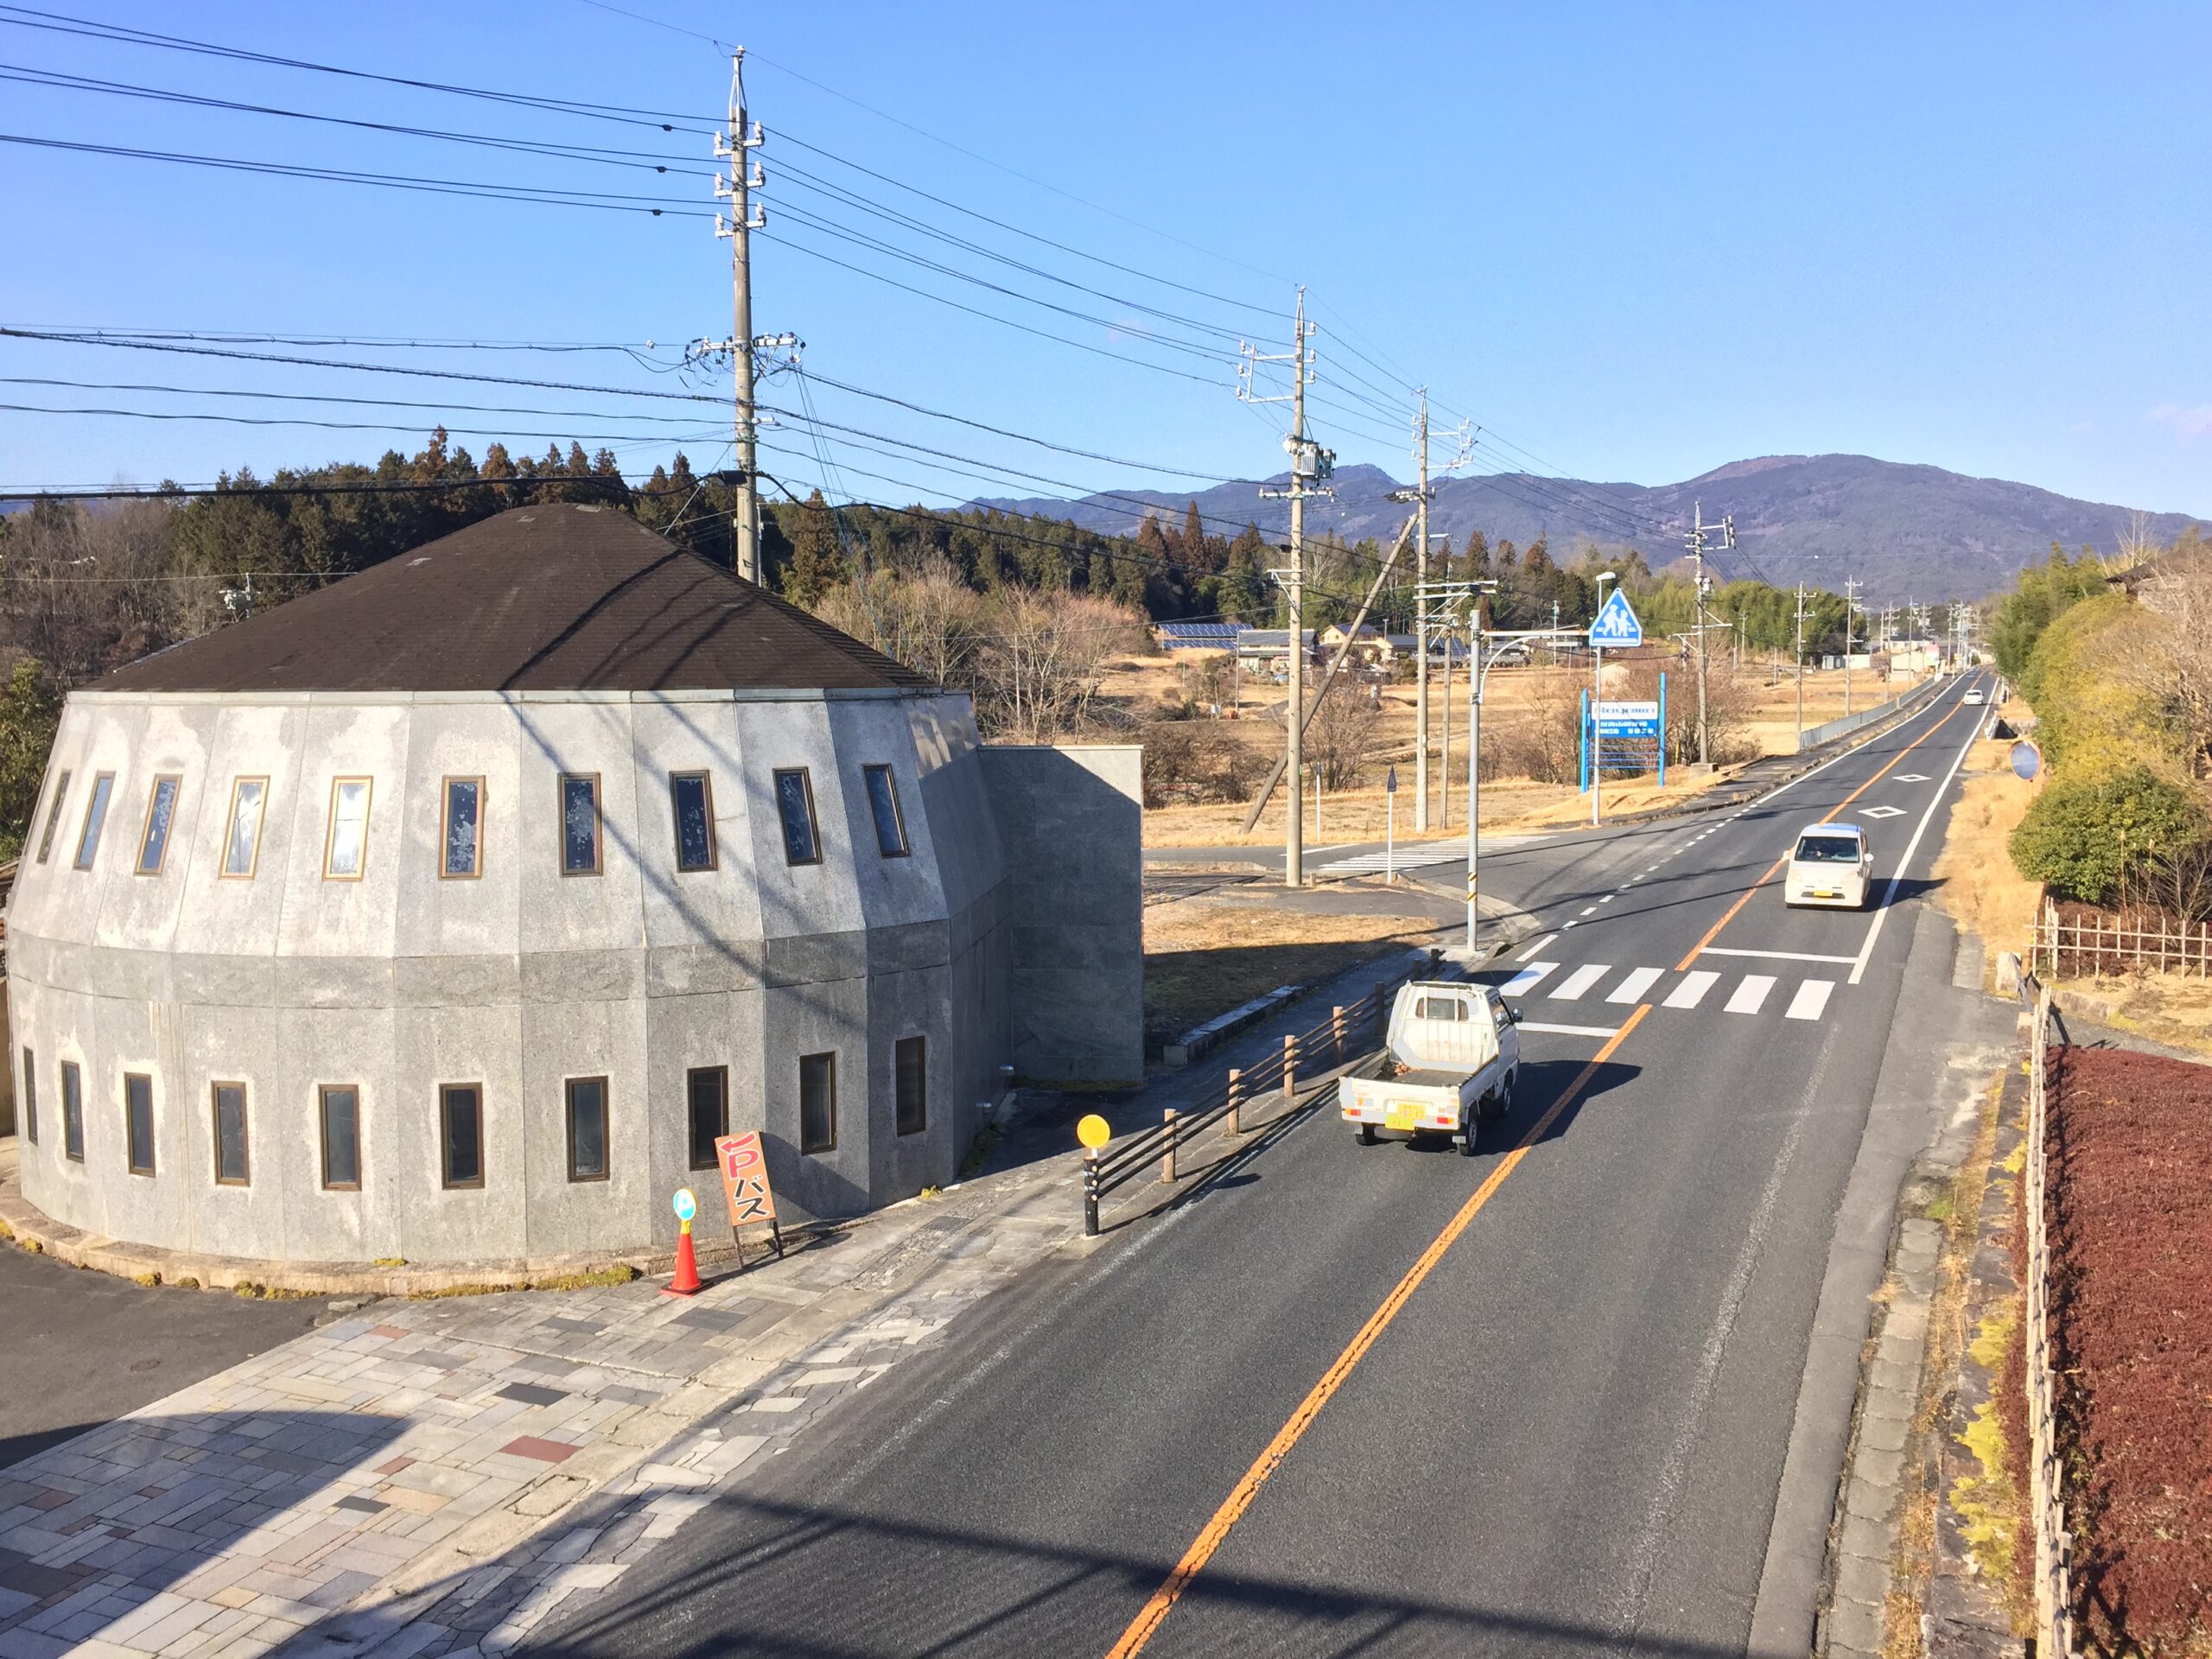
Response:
[1241, 289, 1329, 888]
[1683, 502, 1734, 766]
[1405, 395, 1432, 831]
[1794, 582, 1808, 746]
[712, 51, 768, 583]
[1842, 576, 1860, 715]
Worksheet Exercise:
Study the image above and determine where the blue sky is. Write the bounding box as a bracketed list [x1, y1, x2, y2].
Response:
[2, 0, 2206, 535]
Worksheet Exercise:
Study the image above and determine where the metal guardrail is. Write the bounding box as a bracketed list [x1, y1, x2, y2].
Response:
[1794, 675, 1944, 752]
[2022, 981, 2080, 1657]
[1081, 951, 1440, 1235]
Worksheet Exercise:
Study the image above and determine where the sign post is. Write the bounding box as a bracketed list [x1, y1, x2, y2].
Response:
[1586, 589, 1644, 827]
[1383, 765, 1397, 884]
[714, 1131, 784, 1270]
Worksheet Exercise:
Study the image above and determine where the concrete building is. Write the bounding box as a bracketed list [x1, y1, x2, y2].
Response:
[4, 505, 1140, 1271]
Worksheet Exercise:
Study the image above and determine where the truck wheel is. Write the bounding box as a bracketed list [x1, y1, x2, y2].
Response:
[1460, 1120, 1480, 1157]
[1356, 1123, 1377, 1146]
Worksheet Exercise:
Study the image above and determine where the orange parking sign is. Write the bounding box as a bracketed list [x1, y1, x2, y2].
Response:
[715, 1131, 779, 1231]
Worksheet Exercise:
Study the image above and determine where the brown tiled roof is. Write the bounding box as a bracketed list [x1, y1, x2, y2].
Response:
[96, 505, 932, 695]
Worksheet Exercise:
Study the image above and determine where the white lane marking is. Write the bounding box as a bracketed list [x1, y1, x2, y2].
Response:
[1618, 883, 1634, 892]
[1755, 678, 1955, 808]
[1849, 705, 1983, 986]
[1564, 919, 1580, 929]
[1663, 970, 1720, 1009]
[1517, 1021, 1619, 1039]
[1725, 975, 1776, 1014]
[1501, 963, 1558, 996]
[1894, 772, 1929, 783]
[1859, 804, 1906, 820]
[1599, 894, 1615, 905]
[1551, 964, 1611, 1001]
[1786, 980, 1835, 1020]
[1701, 947, 1859, 964]
[1580, 906, 1599, 917]
[1516, 933, 1558, 962]
[1607, 967, 1663, 1004]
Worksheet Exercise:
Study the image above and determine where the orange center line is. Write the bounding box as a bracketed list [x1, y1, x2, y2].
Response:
[1103, 1005, 1654, 1659]
[1672, 700, 1966, 973]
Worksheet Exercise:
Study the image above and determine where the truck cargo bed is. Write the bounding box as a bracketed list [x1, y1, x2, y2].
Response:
[1386, 1068, 1474, 1090]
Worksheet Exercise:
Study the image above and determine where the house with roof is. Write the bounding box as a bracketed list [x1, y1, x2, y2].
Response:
[1154, 621, 1240, 653]
[4, 504, 1140, 1273]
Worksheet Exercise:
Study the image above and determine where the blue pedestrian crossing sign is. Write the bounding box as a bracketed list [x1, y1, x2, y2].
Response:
[1588, 588, 1644, 647]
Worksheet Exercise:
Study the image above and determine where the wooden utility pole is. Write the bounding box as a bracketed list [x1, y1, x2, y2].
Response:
[1795, 582, 1808, 745]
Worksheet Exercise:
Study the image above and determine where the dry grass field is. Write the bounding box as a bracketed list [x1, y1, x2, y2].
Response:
[1929, 734, 2044, 965]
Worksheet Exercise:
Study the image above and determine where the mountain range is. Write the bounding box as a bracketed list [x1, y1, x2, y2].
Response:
[974, 453, 2206, 602]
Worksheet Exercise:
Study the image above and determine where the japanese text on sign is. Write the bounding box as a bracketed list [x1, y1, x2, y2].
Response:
[715, 1132, 779, 1231]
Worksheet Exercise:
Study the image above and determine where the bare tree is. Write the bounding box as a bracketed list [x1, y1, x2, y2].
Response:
[1302, 683, 1380, 791]
[2119, 552, 2212, 774]
[0, 498, 197, 688]
[970, 588, 1141, 742]
[814, 553, 985, 690]
[2110, 509, 2162, 574]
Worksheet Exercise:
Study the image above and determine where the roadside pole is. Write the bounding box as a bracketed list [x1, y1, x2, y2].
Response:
[1466, 605, 1480, 952]
[1384, 765, 1396, 885]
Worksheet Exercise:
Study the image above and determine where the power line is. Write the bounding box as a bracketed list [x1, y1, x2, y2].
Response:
[0, 400, 721, 445]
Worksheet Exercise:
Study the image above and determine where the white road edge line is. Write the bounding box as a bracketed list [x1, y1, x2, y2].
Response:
[1848, 704, 1983, 986]
[1516, 1021, 1619, 1039]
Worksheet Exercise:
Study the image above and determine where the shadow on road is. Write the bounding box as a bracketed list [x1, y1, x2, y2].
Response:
[483, 1487, 1750, 1659]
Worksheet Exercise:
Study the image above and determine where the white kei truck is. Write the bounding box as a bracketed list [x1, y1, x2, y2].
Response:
[1340, 980, 1522, 1157]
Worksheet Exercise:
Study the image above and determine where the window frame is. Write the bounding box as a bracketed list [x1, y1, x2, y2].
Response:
[558, 772, 603, 877]
[439, 776, 486, 880]
[322, 776, 374, 880]
[564, 1076, 611, 1184]
[60, 1060, 83, 1161]
[220, 776, 270, 880]
[35, 768, 71, 865]
[124, 1072, 155, 1177]
[20, 1046, 36, 1146]
[773, 767, 823, 867]
[894, 1034, 927, 1136]
[319, 1084, 362, 1192]
[669, 771, 719, 873]
[73, 771, 116, 871]
[798, 1050, 837, 1154]
[686, 1065, 728, 1172]
[211, 1080, 250, 1187]
[438, 1083, 485, 1190]
[862, 764, 911, 859]
[134, 773, 184, 877]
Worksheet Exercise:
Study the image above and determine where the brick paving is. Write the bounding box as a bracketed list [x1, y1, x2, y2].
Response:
[0, 1158, 1082, 1658]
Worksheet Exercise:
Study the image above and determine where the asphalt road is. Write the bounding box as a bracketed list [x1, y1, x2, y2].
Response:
[0, 1237, 336, 1471]
[534, 675, 2004, 1659]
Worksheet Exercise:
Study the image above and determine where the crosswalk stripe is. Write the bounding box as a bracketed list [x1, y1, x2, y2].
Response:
[1786, 980, 1835, 1020]
[1663, 970, 1720, 1010]
[1502, 963, 1557, 996]
[1725, 975, 1776, 1014]
[1606, 967, 1663, 1004]
[1516, 933, 1558, 963]
[1551, 964, 1611, 1001]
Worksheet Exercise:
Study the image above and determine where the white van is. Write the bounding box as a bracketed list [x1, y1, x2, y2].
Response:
[1784, 822, 1874, 909]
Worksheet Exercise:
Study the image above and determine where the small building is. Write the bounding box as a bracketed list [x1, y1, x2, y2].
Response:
[1317, 622, 1385, 659]
[4, 505, 1140, 1272]
[1234, 628, 1315, 678]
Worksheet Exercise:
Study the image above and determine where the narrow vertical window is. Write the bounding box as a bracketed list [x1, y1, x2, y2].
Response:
[565, 1077, 609, 1182]
[222, 778, 269, 878]
[60, 1061, 83, 1161]
[35, 769, 71, 864]
[20, 1047, 36, 1146]
[124, 1073, 155, 1176]
[687, 1065, 728, 1171]
[441, 777, 484, 878]
[324, 777, 372, 879]
[895, 1035, 927, 1136]
[559, 773, 601, 875]
[670, 772, 716, 872]
[440, 1084, 484, 1188]
[73, 772, 115, 870]
[798, 1051, 836, 1154]
[774, 768, 821, 865]
[135, 774, 182, 875]
[320, 1085, 361, 1191]
[212, 1082, 249, 1185]
[863, 765, 909, 858]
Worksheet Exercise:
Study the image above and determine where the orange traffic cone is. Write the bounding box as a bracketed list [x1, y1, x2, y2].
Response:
[664, 1218, 702, 1296]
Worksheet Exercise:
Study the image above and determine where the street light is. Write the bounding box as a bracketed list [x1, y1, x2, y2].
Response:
[1592, 571, 1617, 829]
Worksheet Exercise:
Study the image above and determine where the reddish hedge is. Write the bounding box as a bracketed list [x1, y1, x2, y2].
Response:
[2044, 1046, 2212, 1651]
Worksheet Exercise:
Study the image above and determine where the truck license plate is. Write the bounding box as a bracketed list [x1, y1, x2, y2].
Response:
[1385, 1102, 1423, 1131]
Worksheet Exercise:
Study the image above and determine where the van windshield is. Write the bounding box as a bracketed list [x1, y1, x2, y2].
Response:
[1794, 834, 1863, 863]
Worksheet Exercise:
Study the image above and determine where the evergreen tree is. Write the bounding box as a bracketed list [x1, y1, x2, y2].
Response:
[779, 490, 845, 605]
